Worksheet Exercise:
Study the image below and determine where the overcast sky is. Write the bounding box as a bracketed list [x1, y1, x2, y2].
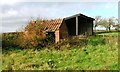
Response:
[0, 0, 119, 33]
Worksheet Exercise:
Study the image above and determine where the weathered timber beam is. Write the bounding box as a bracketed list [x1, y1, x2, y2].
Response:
[76, 16, 78, 35]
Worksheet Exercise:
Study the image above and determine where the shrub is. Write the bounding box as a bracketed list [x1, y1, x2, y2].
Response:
[0, 34, 2, 47]
[16, 19, 49, 49]
[2, 19, 55, 49]
[88, 36, 106, 46]
[2, 32, 21, 48]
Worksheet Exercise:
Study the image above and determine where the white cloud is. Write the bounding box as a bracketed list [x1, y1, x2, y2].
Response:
[1, 8, 19, 18]
[1, 2, 118, 33]
[7, 9, 18, 16]
[0, 0, 118, 6]
[14, 0, 119, 2]
[0, 0, 22, 5]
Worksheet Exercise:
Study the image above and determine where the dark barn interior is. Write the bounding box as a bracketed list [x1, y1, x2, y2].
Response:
[65, 17, 76, 36]
[65, 14, 94, 36]
[46, 32, 55, 43]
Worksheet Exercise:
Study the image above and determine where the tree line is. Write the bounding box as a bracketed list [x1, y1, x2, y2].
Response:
[94, 16, 120, 31]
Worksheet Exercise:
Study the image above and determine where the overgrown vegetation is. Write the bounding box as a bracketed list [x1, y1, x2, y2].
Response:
[17, 20, 47, 49]
[1, 18, 119, 70]
[2, 33, 118, 70]
[88, 36, 106, 46]
[2, 19, 54, 49]
[2, 33, 21, 48]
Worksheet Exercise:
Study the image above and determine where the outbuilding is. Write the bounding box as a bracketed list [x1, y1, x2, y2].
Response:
[25, 13, 95, 43]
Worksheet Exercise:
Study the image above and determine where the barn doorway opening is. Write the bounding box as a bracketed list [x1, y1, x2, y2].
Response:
[65, 14, 94, 36]
[46, 32, 55, 43]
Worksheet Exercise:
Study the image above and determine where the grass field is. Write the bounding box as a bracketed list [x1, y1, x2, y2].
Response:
[0, 48, 1, 71]
[97, 32, 119, 36]
[2, 32, 118, 70]
[0, 50, 1, 71]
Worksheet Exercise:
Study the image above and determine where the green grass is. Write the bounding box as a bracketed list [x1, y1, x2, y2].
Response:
[2, 35, 118, 70]
[0, 33, 2, 71]
[97, 32, 119, 36]
[0, 48, 1, 71]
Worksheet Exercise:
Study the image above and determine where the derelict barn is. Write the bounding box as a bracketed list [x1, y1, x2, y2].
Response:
[25, 13, 95, 43]
[40, 19, 68, 43]
[65, 13, 95, 36]
[45, 13, 95, 43]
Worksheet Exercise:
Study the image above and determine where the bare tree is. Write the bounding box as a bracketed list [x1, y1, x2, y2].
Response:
[114, 18, 120, 31]
[94, 16, 101, 27]
[108, 17, 115, 31]
[95, 16, 116, 32]
[99, 18, 109, 31]
[94, 16, 101, 33]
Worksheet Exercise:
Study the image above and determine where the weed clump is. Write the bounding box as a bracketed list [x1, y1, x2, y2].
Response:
[88, 36, 106, 46]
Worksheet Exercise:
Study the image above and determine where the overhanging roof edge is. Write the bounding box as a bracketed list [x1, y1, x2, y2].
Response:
[64, 13, 95, 20]
[64, 13, 81, 20]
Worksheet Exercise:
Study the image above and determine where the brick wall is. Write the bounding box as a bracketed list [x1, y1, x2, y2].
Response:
[55, 30, 60, 43]
[59, 21, 68, 39]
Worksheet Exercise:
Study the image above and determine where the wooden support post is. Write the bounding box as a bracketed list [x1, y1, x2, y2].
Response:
[76, 16, 78, 35]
